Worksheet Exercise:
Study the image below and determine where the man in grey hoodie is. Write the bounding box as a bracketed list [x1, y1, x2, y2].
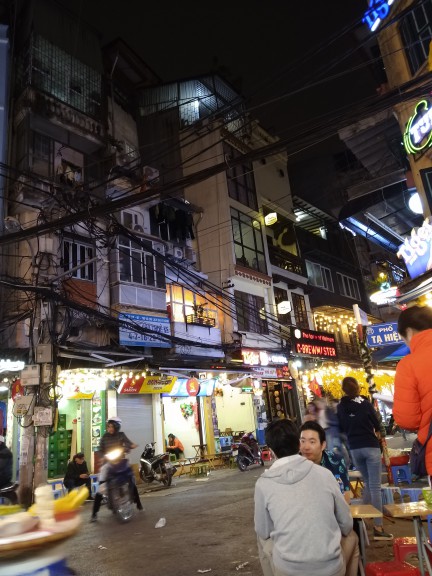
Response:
[254, 419, 354, 576]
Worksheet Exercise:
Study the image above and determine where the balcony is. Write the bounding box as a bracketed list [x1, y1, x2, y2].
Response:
[185, 314, 216, 328]
[267, 244, 303, 275]
[15, 87, 105, 148]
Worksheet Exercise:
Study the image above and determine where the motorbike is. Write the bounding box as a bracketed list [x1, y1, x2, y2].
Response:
[104, 447, 134, 523]
[0, 482, 18, 505]
[139, 442, 175, 487]
[235, 432, 265, 472]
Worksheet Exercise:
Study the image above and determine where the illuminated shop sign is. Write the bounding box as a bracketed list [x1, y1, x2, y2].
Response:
[118, 375, 176, 394]
[363, 0, 395, 32]
[242, 349, 288, 366]
[404, 100, 432, 155]
[397, 218, 432, 279]
[119, 313, 171, 348]
[290, 328, 338, 359]
[366, 322, 402, 347]
[162, 378, 215, 397]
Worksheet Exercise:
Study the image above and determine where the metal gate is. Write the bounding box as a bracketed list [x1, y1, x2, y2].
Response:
[116, 395, 153, 467]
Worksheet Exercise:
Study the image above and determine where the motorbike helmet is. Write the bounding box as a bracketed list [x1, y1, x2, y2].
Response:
[107, 416, 122, 432]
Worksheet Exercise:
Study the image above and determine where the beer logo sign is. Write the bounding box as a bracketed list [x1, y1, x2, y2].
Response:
[404, 100, 432, 155]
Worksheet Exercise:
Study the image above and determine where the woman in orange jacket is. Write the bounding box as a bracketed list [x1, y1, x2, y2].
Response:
[167, 433, 184, 459]
[393, 305, 432, 476]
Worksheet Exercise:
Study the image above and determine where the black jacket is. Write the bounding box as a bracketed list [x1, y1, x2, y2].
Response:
[64, 459, 89, 483]
[337, 395, 381, 450]
[0, 443, 12, 487]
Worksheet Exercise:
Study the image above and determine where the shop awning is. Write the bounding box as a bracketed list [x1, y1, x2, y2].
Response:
[372, 342, 410, 363]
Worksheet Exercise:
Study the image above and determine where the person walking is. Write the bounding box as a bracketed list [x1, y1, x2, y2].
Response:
[393, 305, 432, 475]
[254, 418, 355, 576]
[337, 376, 392, 541]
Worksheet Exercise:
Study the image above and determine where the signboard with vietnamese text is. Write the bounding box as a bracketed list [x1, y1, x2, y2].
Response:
[397, 218, 432, 280]
[366, 323, 402, 347]
[242, 349, 288, 366]
[119, 313, 171, 348]
[119, 375, 176, 394]
[162, 378, 215, 397]
[290, 328, 337, 359]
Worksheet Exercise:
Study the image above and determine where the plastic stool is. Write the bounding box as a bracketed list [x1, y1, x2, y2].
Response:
[365, 560, 421, 575]
[391, 465, 412, 485]
[393, 538, 419, 563]
[393, 536, 432, 564]
[261, 450, 272, 461]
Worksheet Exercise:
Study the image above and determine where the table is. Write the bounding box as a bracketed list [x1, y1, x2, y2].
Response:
[192, 444, 207, 460]
[350, 504, 382, 574]
[384, 501, 432, 576]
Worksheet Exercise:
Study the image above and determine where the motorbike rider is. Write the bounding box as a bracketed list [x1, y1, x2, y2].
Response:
[91, 417, 143, 522]
[0, 435, 12, 489]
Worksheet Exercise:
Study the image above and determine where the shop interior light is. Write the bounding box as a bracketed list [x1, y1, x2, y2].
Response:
[264, 212, 278, 226]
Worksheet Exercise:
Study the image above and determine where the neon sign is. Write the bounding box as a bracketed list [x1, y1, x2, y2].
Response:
[404, 100, 432, 155]
[290, 328, 338, 359]
[363, 0, 395, 32]
[397, 218, 432, 279]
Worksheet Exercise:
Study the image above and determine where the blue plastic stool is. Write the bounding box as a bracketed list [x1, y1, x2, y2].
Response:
[391, 465, 412, 485]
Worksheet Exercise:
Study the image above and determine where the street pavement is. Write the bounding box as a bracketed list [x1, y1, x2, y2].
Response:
[59, 461, 427, 575]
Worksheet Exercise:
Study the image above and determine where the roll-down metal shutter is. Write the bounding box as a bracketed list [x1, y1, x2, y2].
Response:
[116, 395, 153, 467]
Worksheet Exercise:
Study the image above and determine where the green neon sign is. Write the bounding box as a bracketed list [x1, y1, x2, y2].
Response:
[404, 99, 432, 155]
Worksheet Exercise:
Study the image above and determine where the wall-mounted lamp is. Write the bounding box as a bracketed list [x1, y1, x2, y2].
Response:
[277, 300, 292, 315]
[264, 212, 278, 226]
[408, 192, 423, 215]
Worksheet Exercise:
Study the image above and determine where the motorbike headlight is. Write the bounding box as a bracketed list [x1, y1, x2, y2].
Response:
[106, 448, 123, 461]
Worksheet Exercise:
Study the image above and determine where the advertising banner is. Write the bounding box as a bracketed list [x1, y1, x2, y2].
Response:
[119, 313, 171, 348]
[119, 375, 177, 394]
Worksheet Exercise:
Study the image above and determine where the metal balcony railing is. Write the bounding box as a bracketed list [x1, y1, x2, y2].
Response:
[185, 315, 216, 328]
[267, 245, 304, 275]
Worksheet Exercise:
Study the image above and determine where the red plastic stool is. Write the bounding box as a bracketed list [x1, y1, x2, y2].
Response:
[365, 561, 421, 575]
[261, 450, 272, 461]
[393, 536, 432, 564]
[393, 537, 419, 562]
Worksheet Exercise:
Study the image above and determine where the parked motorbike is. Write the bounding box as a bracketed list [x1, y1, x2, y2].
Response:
[139, 442, 175, 487]
[235, 432, 264, 471]
[0, 482, 18, 505]
[104, 447, 134, 523]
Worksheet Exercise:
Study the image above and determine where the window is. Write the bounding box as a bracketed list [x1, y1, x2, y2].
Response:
[27, 35, 102, 118]
[400, 0, 432, 75]
[63, 239, 95, 281]
[121, 210, 145, 233]
[234, 291, 268, 334]
[291, 293, 309, 329]
[274, 287, 291, 325]
[167, 286, 218, 325]
[32, 133, 52, 177]
[224, 143, 258, 210]
[305, 261, 334, 291]
[118, 236, 165, 288]
[337, 273, 360, 300]
[231, 208, 266, 274]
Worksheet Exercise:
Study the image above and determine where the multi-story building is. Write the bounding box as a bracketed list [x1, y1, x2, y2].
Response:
[1, 0, 401, 488]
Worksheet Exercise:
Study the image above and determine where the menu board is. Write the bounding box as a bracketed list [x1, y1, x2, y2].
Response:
[91, 391, 105, 452]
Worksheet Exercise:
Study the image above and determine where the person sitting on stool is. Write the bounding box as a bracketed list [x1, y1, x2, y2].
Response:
[167, 433, 184, 459]
[64, 452, 92, 497]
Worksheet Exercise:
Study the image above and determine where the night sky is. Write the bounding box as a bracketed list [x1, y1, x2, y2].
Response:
[64, 0, 378, 140]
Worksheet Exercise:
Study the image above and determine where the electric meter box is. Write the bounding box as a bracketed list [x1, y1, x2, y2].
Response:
[21, 364, 40, 386]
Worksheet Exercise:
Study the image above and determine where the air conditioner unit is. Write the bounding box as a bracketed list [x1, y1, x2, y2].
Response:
[173, 247, 184, 259]
[153, 242, 165, 255]
[184, 247, 197, 263]
[133, 224, 144, 233]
